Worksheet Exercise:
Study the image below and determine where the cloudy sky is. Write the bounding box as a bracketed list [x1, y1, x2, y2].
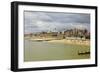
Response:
[24, 11, 90, 34]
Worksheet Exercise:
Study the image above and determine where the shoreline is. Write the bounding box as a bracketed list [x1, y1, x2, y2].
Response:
[25, 37, 90, 46]
[47, 39, 90, 46]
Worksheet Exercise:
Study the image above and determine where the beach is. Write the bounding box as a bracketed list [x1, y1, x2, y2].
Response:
[48, 39, 90, 46]
[25, 36, 90, 46]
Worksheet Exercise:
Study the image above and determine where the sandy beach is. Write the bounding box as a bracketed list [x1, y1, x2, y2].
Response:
[25, 36, 90, 46]
[47, 39, 90, 46]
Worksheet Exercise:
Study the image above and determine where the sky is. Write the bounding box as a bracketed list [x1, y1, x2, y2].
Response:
[24, 11, 90, 34]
